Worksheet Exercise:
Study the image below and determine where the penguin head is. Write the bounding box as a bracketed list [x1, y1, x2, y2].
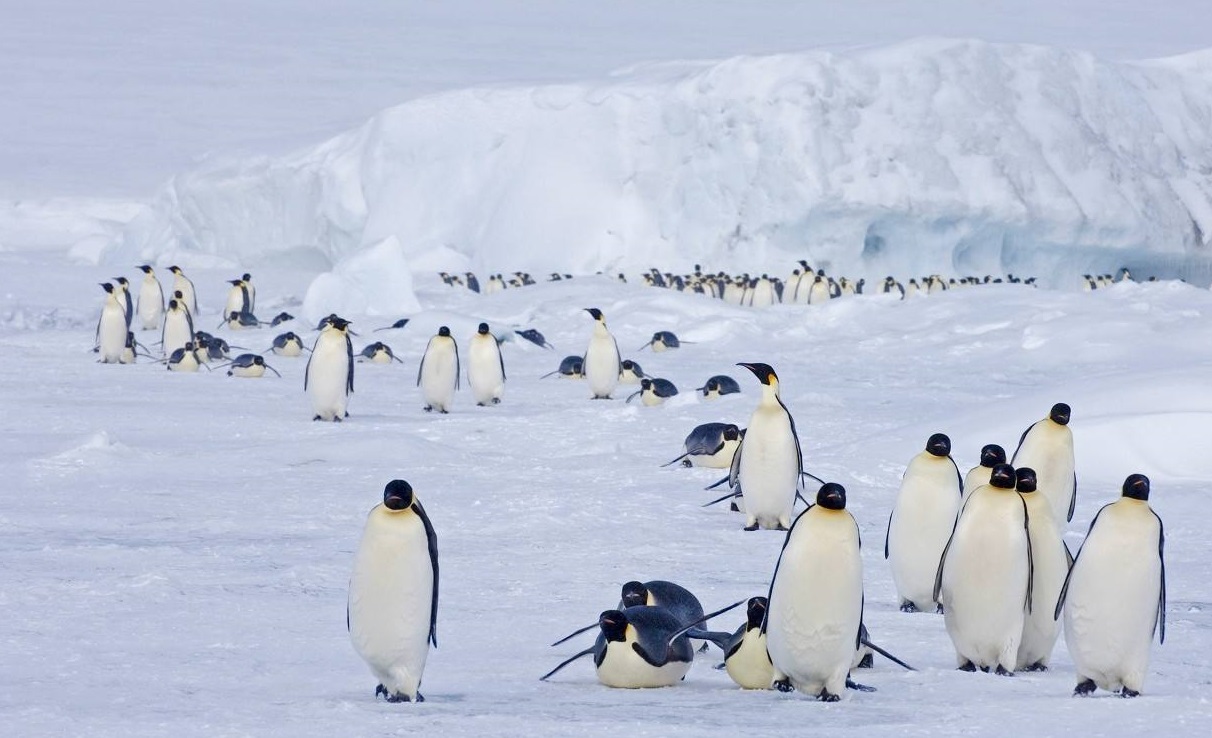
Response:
[138, 265, 153, 274]
[621, 359, 635, 372]
[723, 425, 741, 441]
[1015, 467, 1038, 493]
[169, 265, 182, 274]
[620, 581, 648, 608]
[242, 273, 252, 282]
[1049, 403, 1071, 425]
[925, 433, 951, 457]
[737, 362, 778, 386]
[437, 325, 451, 337]
[100, 282, 114, 293]
[252, 355, 265, 367]
[702, 379, 719, 395]
[382, 480, 415, 511]
[174, 290, 184, 300]
[114, 277, 128, 287]
[327, 316, 352, 332]
[228, 311, 240, 321]
[816, 483, 847, 510]
[1122, 474, 1150, 501]
[599, 610, 629, 643]
[979, 444, 1007, 468]
[477, 322, 490, 335]
[639, 378, 653, 391]
[989, 463, 1017, 489]
[584, 308, 604, 322]
[745, 597, 768, 630]
[168, 299, 179, 310]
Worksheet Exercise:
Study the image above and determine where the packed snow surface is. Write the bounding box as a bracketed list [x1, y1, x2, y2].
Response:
[3, 252, 1211, 736]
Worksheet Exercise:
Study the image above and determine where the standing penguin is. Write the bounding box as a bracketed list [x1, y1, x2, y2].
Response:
[224, 278, 250, 317]
[348, 480, 439, 703]
[885, 433, 962, 613]
[111, 277, 134, 328]
[95, 283, 128, 363]
[467, 322, 505, 406]
[934, 463, 1033, 675]
[582, 308, 621, 399]
[1011, 403, 1076, 529]
[1014, 467, 1069, 672]
[135, 265, 164, 330]
[963, 444, 1007, 501]
[160, 298, 195, 358]
[167, 266, 198, 315]
[1056, 474, 1165, 697]
[729, 362, 802, 531]
[304, 315, 354, 422]
[417, 326, 460, 413]
[765, 483, 864, 701]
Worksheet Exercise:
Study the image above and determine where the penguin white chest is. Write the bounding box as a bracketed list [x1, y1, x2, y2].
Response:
[1016, 493, 1068, 669]
[348, 510, 433, 700]
[420, 338, 458, 411]
[1013, 423, 1075, 527]
[137, 277, 163, 330]
[162, 310, 192, 356]
[596, 638, 689, 688]
[97, 301, 127, 363]
[725, 629, 773, 689]
[888, 455, 961, 611]
[584, 331, 619, 398]
[308, 334, 350, 420]
[738, 405, 799, 528]
[692, 438, 739, 469]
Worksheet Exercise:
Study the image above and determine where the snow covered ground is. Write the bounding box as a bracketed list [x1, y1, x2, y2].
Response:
[3, 254, 1211, 736]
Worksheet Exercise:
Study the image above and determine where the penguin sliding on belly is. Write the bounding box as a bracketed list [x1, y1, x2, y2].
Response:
[550, 580, 706, 648]
[540, 355, 583, 379]
[625, 377, 678, 406]
[662, 423, 742, 469]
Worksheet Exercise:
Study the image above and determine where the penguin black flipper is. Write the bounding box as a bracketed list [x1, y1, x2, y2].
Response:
[777, 396, 805, 488]
[550, 622, 599, 647]
[303, 348, 314, 391]
[1020, 493, 1034, 614]
[727, 430, 744, 491]
[1054, 503, 1111, 621]
[454, 340, 461, 390]
[412, 498, 439, 647]
[951, 457, 964, 492]
[1010, 421, 1036, 463]
[627, 607, 694, 668]
[702, 489, 741, 508]
[1154, 510, 1166, 643]
[1068, 472, 1078, 522]
[539, 646, 597, 681]
[345, 334, 355, 394]
[884, 509, 894, 560]
[860, 635, 916, 671]
[662, 451, 690, 468]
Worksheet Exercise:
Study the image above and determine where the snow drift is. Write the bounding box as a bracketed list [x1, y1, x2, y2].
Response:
[105, 39, 1212, 291]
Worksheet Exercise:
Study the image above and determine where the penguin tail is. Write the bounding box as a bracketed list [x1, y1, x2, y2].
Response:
[540, 647, 596, 682]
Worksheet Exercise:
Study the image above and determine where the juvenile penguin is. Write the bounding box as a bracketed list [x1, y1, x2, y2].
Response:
[167, 266, 198, 315]
[729, 362, 803, 531]
[1014, 467, 1069, 672]
[1056, 474, 1165, 697]
[582, 308, 621, 399]
[963, 444, 1007, 500]
[885, 433, 962, 613]
[160, 298, 195, 358]
[417, 326, 459, 413]
[935, 463, 1033, 675]
[724, 597, 774, 689]
[1011, 403, 1076, 529]
[541, 607, 695, 688]
[304, 315, 354, 421]
[765, 483, 864, 701]
[348, 480, 439, 703]
[663, 423, 742, 469]
[625, 377, 678, 406]
[135, 265, 164, 330]
[95, 283, 128, 363]
[467, 322, 506, 406]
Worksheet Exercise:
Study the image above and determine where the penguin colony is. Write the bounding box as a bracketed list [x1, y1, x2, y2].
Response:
[91, 266, 1168, 705]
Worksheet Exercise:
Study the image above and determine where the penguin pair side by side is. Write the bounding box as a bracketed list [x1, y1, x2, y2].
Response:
[348, 480, 439, 703]
[549, 580, 708, 649]
[167, 266, 198, 316]
[305, 315, 354, 421]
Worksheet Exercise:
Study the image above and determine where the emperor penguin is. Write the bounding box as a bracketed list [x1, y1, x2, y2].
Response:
[270, 331, 308, 357]
[723, 597, 774, 689]
[934, 463, 1033, 675]
[222, 353, 281, 378]
[467, 322, 505, 406]
[749, 275, 775, 307]
[697, 375, 741, 399]
[135, 265, 164, 330]
[541, 355, 583, 379]
[625, 377, 678, 406]
[95, 283, 128, 363]
[885, 433, 962, 613]
[1056, 474, 1165, 697]
[304, 315, 354, 421]
[729, 362, 803, 531]
[167, 266, 198, 315]
[549, 579, 706, 648]
[348, 479, 439, 703]
[417, 326, 460, 413]
[963, 444, 1006, 501]
[111, 277, 134, 328]
[119, 331, 149, 364]
[1014, 467, 1069, 672]
[224, 278, 250, 317]
[165, 341, 204, 372]
[582, 308, 621, 399]
[765, 483, 865, 701]
[160, 298, 195, 358]
[807, 275, 832, 305]
[618, 359, 645, 385]
[541, 606, 695, 688]
[358, 341, 402, 364]
[1011, 403, 1076, 529]
[662, 423, 742, 469]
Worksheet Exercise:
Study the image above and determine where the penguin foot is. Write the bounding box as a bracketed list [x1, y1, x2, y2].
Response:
[491, 398, 500, 405]
[994, 665, 1014, 677]
[1120, 687, 1139, 698]
[743, 523, 759, 531]
[713, 662, 727, 671]
[817, 690, 841, 702]
[935, 604, 944, 615]
[375, 684, 423, 703]
[697, 642, 710, 653]
[856, 653, 874, 669]
[1021, 662, 1048, 672]
[957, 661, 977, 672]
[681, 459, 692, 468]
[313, 415, 322, 421]
[424, 405, 433, 412]
[1074, 679, 1096, 696]
[332, 416, 342, 423]
[773, 679, 795, 693]
[899, 601, 918, 613]
[729, 502, 740, 512]
[845, 678, 875, 692]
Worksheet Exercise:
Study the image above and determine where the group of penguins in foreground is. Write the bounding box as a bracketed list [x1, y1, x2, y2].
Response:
[346, 321, 1166, 704]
